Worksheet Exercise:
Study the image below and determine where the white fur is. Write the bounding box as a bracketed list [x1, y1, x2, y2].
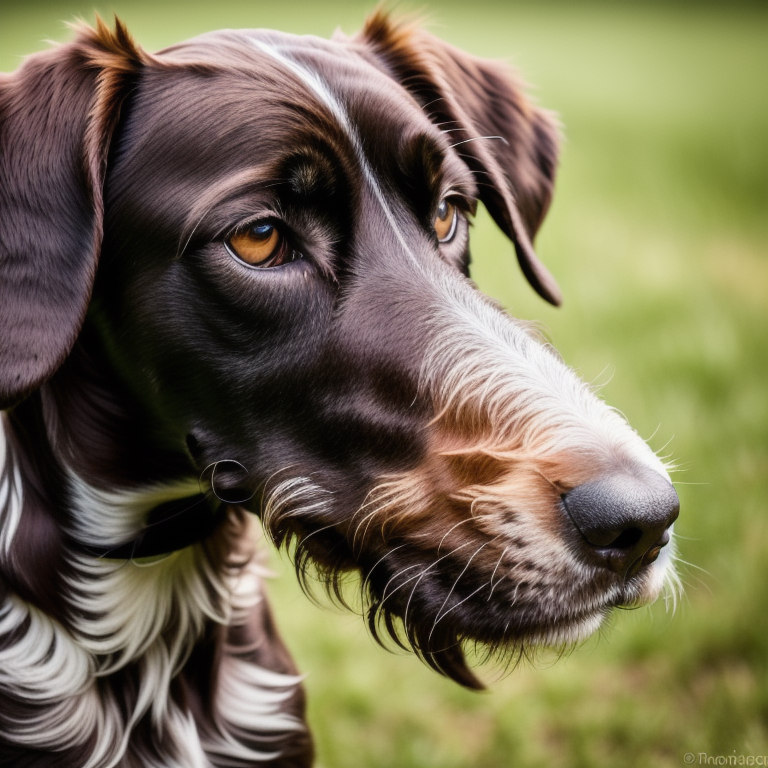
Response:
[0, 415, 23, 557]
[422, 268, 669, 474]
[66, 472, 203, 546]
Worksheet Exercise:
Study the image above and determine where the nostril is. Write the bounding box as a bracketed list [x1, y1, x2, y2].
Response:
[562, 467, 679, 576]
[607, 527, 643, 551]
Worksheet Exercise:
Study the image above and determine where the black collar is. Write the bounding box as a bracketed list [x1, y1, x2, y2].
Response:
[76, 493, 226, 559]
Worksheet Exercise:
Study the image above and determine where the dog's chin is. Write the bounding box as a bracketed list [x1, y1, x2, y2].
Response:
[518, 561, 676, 648]
[361, 596, 608, 690]
[356, 549, 677, 689]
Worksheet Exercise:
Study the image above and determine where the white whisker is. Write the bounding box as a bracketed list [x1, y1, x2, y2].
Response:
[449, 135, 509, 149]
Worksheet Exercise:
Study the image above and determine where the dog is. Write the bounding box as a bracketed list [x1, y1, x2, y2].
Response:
[0, 12, 680, 767]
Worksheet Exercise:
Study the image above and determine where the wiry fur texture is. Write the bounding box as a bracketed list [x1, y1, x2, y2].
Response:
[0, 12, 679, 766]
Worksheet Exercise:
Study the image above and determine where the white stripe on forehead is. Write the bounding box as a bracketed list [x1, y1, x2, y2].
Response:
[250, 38, 419, 266]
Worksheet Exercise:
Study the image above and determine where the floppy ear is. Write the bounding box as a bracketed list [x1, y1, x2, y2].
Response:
[0, 18, 147, 409]
[356, 12, 562, 306]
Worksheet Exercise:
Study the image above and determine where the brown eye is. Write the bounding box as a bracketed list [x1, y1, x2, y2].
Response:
[434, 199, 458, 243]
[226, 223, 293, 267]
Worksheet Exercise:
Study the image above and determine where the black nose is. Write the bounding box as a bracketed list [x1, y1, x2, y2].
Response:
[562, 467, 679, 578]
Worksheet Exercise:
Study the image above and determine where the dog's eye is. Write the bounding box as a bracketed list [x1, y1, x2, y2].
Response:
[434, 199, 458, 243]
[226, 223, 294, 267]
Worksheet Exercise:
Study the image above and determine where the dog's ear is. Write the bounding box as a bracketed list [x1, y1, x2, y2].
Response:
[355, 12, 562, 306]
[0, 18, 147, 409]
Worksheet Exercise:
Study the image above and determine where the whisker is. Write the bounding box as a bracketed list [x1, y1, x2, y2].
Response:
[361, 543, 410, 596]
[487, 547, 509, 601]
[381, 562, 423, 603]
[437, 515, 490, 553]
[428, 541, 491, 645]
[449, 135, 509, 149]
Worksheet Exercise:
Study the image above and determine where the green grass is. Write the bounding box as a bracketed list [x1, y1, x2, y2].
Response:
[3, 2, 767, 766]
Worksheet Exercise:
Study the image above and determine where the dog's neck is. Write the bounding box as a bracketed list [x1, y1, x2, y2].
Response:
[0, 325, 231, 625]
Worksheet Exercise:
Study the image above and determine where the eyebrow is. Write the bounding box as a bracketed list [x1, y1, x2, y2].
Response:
[177, 171, 283, 257]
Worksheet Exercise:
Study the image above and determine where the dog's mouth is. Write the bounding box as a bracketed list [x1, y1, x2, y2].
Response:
[250, 459, 676, 689]
[351, 531, 674, 688]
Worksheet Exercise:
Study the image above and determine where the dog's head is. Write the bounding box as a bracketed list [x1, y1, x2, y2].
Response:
[0, 15, 678, 687]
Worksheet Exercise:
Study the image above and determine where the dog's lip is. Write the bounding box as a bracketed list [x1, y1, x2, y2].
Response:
[523, 566, 663, 630]
[492, 582, 621, 632]
[505, 603, 610, 648]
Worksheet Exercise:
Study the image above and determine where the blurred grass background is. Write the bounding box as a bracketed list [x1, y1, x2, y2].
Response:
[2, 1, 766, 766]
